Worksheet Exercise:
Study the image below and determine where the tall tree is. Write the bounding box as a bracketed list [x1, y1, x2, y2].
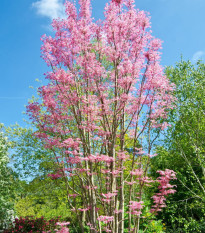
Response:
[151, 60, 205, 232]
[27, 0, 176, 232]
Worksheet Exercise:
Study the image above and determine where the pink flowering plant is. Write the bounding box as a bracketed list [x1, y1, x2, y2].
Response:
[3, 216, 68, 233]
[27, 0, 176, 232]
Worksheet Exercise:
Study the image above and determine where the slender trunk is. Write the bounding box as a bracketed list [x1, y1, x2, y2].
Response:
[90, 162, 97, 232]
[111, 146, 116, 232]
[118, 170, 124, 233]
[118, 112, 125, 233]
[136, 217, 140, 233]
[97, 212, 102, 233]
[128, 178, 132, 231]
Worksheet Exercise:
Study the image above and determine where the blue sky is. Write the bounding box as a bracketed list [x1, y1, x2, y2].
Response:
[1, 0, 205, 127]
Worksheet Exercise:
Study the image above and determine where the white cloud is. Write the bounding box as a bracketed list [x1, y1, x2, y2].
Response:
[192, 51, 205, 62]
[32, 0, 66, 20]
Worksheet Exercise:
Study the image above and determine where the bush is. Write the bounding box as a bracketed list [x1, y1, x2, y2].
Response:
[3, 216, 69, 233]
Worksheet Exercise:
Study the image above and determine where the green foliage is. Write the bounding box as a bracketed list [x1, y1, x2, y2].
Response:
[151, 147, 205, 232]
[0, 124, 19, 230]
[151, 60, 205, 232]
[142, 219, 165, 233]
[5, 124, 55, 180]
[2, 124, 74, 226]
[14, 174, 72, 220]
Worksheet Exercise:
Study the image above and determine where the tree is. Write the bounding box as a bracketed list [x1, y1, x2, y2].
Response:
[151, 60, 205, 232]
[5, 124, 56, 180]
[0, 124, 17, 230]
[4, 125, 72, 222]
[14, 176, 72, 221]
[27, 0, 176, 232]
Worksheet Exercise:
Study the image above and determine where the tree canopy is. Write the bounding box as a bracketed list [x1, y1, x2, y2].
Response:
[151, 60, 205, 232]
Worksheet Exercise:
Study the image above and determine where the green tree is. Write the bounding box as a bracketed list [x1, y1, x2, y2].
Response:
[0, 124, 17, 230]
[4, 124, 73, 222]
[151, 60, 205, 232]
[5, 125, 55, 180]
[14, 176, 72, 221]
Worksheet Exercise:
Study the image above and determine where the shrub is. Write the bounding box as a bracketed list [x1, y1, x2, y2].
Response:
[3, 216, 69, 233]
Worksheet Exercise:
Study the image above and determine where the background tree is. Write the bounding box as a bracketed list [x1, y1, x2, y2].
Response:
[151, 60, 205, 232]
[4, 124, 73, 224]
[0, 124, 19, 230]
[5, 125, 55, 180]
[14, 176, 72, 221]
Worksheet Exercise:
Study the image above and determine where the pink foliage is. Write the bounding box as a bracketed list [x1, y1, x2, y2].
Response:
[97, 216, 114, 223]
[55, 222, 70, 233]
[150, 169, 177, 213]
[112, 0, 122, 4]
